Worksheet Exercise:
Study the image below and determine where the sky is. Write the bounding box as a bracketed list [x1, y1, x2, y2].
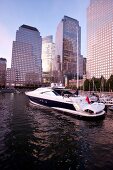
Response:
[0, 0, 90, 68]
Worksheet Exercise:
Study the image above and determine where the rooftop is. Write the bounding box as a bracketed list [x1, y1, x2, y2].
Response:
[21, 24, 39, 32]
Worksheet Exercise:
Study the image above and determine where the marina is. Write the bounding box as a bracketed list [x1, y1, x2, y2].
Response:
[0, 92, 113, 170]
[1, 0, 113, 169]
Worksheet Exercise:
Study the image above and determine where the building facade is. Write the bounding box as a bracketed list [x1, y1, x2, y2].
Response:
[11, 24, 42, 86]
[42, 35, 55, 83]
[0, 58, 7, 87]
[87, 0, 113, 79]
[83, 58, 87, 75]
[55, 16, 83, 83]
[6, 68, 17, 87]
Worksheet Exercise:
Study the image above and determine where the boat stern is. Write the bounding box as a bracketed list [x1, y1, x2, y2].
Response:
[83, 102, 105, 115]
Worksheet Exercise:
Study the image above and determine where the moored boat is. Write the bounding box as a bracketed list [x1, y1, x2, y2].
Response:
[25, 87, 105, 119]
[108, 106, 113, 111]
[99, 94, 113, 106]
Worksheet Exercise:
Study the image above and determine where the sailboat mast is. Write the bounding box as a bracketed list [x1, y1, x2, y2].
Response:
[77, 27, 79, 89]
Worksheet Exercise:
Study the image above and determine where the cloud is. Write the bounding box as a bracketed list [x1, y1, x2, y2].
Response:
[0, 24, 13, 68]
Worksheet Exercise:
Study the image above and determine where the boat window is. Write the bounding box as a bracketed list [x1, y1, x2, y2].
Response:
[41, 91, 59, 96]
[54, 89, 62, 95]
[63, 91, 72, 95]
[54, 89, 74, 96]
[52, 91, 60, 96]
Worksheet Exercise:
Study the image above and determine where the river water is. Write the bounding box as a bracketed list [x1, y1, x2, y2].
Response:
[0, 92, 113, 170]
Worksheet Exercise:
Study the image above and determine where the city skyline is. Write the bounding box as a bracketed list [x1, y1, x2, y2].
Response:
[0, 0, 90, 68]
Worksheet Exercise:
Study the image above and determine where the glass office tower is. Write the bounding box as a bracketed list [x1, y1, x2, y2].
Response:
[42, 35, 55, 83]
[11, 25, 42, 86]
[87, 0, 113, 79]
[55, 16, 83, 83]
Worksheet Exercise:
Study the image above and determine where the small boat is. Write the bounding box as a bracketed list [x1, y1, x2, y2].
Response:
[25, 87, 105, 119]
[99, 94, 113, 106]
[0, 88, 17, 93]
[108, 106, 113, 111]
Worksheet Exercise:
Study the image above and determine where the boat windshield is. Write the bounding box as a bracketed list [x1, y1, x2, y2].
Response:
[54, 88, 74, 96]
[41, 90, 60, 96]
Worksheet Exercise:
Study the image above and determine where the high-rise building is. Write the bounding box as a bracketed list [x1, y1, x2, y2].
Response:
[42, 35, 55, 83]
[6, 68, 17, 87]
[87, 0, 113, 79]
[83, 58, 87, 75]
[0, 58, 7, 87]
[11, 24, 42, 86]
[55, 16, 83, 83]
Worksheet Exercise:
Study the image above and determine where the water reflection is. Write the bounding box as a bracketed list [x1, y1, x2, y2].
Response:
[0, 93, 113, 170]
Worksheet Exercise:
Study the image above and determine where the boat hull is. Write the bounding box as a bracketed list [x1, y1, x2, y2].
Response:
[28, 95, 76, 111]
[27, 96, 105, 119]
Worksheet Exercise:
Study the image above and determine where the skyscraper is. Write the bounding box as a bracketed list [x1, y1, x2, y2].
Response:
[87, 0, 113, 79]
[55, 16, 83, 83]
[0, 58, 7, 87]
[11, 25, 42, 86]
[42, 35, 55, 83]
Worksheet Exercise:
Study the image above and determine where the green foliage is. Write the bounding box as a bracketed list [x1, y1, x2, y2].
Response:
[83, 75, 113, 92]
[106, 74, 113, 92]
[84, 79, 90, 91]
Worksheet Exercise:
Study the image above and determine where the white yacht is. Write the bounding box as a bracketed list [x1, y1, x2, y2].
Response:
[25, 87, 105, 119]
[108, 106, 113, 111]
[99, 94, 113, 106]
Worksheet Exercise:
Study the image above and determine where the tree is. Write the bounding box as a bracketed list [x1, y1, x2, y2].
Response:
[83, 79, 90, 91]
[100, 76, 106, 92]
[106, 75, 113, 92]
